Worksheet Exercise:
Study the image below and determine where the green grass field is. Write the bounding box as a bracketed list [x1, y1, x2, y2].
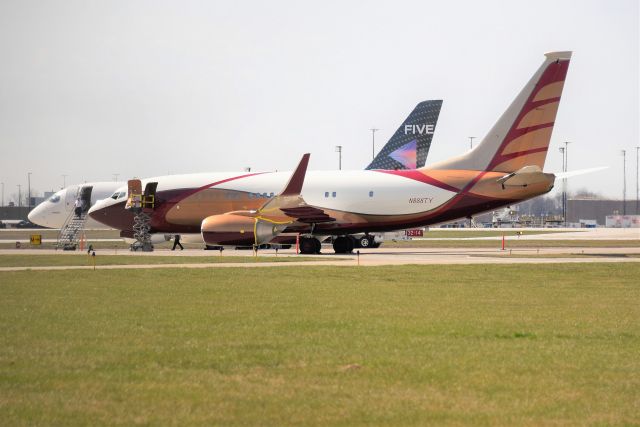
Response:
[0, 254, 327, 267]
[1, 264, 638, 425]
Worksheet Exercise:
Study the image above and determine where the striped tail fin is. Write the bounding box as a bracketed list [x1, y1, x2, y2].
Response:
[430, 52, 571, 173]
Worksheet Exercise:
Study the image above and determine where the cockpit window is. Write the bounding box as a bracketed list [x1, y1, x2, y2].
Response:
[48, 194, 61, 203]
[111, 191, 127, 200]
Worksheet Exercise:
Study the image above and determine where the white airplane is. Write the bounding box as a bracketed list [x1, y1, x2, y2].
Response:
[88, 52, 577, 254]
[27, 181, 124, 228]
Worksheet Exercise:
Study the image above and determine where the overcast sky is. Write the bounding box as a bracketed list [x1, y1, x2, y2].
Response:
[0, 0, 638, 203]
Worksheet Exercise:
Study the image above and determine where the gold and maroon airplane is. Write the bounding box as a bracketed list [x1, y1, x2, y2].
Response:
[89, 51, 571, 254]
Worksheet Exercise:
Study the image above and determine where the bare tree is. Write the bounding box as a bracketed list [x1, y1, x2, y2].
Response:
[571, 188, 603, 199]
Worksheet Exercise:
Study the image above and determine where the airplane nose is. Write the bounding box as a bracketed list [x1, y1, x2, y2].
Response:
[27, 204, 49, 228]
[87, 199, 104, 216]
[88, 196, 134, 230]
[27, 188, 67, 228]
[88, 198, 114, 221]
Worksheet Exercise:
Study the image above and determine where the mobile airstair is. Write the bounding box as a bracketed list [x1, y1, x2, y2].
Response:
[55, 185, 93, 250]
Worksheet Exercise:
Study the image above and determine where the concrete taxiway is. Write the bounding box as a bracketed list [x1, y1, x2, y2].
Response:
[1, 245, 639, 271]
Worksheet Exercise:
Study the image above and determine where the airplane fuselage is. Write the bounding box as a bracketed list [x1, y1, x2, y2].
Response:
[89, 168, 554, 236]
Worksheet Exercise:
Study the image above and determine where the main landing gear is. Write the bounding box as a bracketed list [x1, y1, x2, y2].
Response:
[332, 234, 378, 253]
[299, 237, 322, 254]
[299, 234, 379, 254]
[354, 234, 379, 249]
[332, 236, 354, 254]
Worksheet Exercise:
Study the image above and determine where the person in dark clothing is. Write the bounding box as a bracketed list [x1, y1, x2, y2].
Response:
[172, 235, 184, 251]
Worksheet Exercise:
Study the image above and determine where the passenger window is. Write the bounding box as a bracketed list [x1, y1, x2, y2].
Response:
[324, 192, 329, 198]
[369, 191, 374, 197]
[332, 192, 336, 198]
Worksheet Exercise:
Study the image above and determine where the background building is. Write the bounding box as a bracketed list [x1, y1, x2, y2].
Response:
[567, 199, 638, 225]
[0, 207, 30, 222]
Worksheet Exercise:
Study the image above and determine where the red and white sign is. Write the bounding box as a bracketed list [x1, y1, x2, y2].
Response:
[405, 229, 424, 237]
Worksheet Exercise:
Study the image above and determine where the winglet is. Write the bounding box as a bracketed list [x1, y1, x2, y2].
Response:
[280, 153, 310, 196]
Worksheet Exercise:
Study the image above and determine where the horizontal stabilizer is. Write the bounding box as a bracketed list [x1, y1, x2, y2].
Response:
[496, 165, 556, 189]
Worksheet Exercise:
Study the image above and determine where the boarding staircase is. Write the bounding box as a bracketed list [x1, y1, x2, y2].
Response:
[56, 211, 89, 250]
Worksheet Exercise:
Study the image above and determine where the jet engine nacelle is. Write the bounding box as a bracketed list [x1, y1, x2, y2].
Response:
[201, 214, 286, 246]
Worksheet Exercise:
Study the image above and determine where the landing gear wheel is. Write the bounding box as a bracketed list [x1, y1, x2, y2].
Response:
[300, 237, 321, 254]
[333, 236, 354, 254]
[357, 235, 373, 248]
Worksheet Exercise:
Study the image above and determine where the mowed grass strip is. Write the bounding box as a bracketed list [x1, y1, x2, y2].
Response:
[419, 229, 573, 239]
[0, 264, 638, 425]
[383, 239, 640, 248]
[0, 241, 225, 250]
[0, 254, 326, 267]
[472, 253, 640, 259]
[0, 229, 122, 240]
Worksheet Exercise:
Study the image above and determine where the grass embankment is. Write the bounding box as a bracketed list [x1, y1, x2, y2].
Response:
[0, 254, 326, 267]
[0, 264, 638, 425]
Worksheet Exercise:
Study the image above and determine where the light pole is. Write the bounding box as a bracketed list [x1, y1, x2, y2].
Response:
[559, 147, 566, 225]
[335, 145, 342, 170]
[113, 174, 120, 182]
[370, 128, 379, 160]
[621, 149, 626, 215]
[17, 185, 22, 207]
[62, 174, 67, 188]
[636, 146, 640, 215]
[563, 141, 571, 226]
[1, 182, 3, 207]
[27, 172, 32, 212]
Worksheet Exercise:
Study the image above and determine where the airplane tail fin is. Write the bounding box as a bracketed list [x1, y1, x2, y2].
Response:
[366, 100, 442, 170]
[430, 52, 571, 173]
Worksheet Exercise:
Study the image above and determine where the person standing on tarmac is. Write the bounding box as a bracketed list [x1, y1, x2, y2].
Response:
[172, 234, 184, 251]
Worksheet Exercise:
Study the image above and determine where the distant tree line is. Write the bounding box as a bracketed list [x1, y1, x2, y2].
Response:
[515, 188, 603, 216]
